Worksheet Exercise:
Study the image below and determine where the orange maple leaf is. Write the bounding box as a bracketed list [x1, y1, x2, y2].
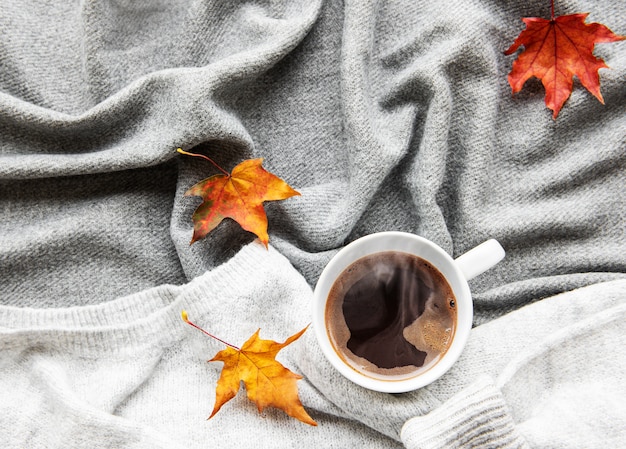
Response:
[209, 327, 316, 426]
[182, 311, 316, 426]
[505, 13, 624, 118]
[178, 149, 300, 247]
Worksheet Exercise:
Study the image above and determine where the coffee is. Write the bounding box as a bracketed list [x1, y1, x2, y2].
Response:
[325, 251, 457, 380]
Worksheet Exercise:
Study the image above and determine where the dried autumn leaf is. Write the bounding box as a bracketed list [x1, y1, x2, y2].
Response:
[209, 326, 317, 426]
[182, 312, 316, 425]
[505, 13, 624, 118]
[178, 149, 300, 247]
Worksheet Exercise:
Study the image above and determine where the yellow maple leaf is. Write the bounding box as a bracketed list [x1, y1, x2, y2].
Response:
[182, 311, 316, 426]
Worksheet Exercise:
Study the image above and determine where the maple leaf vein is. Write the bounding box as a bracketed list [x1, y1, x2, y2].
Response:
[243, 350, 279, 387]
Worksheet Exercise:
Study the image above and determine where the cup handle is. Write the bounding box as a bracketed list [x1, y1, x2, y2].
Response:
[454, 239, 505, 281]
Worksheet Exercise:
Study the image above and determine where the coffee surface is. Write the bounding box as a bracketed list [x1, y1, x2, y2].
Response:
[326, 251, 456, 378]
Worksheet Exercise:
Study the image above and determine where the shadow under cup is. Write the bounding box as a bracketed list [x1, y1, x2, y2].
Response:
[312, 233, 476, 393]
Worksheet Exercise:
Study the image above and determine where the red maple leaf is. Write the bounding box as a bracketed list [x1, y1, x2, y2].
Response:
[177, 149, 300, 247]
[505, 12, 624, 118]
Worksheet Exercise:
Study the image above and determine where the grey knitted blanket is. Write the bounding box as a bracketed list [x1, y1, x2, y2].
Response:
[1, 1, 625, 447]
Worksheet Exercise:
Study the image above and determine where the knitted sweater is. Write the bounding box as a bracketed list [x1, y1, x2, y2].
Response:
[1, 0, 625, 447]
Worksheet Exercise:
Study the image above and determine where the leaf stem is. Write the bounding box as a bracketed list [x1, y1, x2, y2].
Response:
[176, 148, 230, 177]
[181, 310, 241, 351]
[550, 0, 554, 21]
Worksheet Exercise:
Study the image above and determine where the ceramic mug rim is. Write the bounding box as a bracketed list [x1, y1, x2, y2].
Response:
[312, 232, 473, 393]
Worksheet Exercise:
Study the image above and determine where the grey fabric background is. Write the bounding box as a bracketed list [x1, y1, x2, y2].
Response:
[1, 0, 624, 320]
[1, 1, 625, 447]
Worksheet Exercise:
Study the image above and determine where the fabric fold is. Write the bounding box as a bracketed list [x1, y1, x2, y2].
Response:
[401, 376, 529, 449]
[1, 0, 625, 447]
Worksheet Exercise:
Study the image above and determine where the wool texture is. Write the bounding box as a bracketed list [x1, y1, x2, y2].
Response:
[1, 0, 625, 447]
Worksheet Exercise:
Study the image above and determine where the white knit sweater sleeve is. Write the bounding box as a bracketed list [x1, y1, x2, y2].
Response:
[402, 376, 528, 449]
[401, 281, 626, 449]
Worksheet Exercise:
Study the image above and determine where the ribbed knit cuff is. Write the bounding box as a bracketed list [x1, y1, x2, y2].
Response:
[401, 376, 529, 449]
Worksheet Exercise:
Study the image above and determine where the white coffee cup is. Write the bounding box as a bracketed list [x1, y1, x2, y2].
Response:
[312, 232, 505, 393]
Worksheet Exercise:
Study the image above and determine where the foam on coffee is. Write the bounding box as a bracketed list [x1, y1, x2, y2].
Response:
[325, 251, 457, 380]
